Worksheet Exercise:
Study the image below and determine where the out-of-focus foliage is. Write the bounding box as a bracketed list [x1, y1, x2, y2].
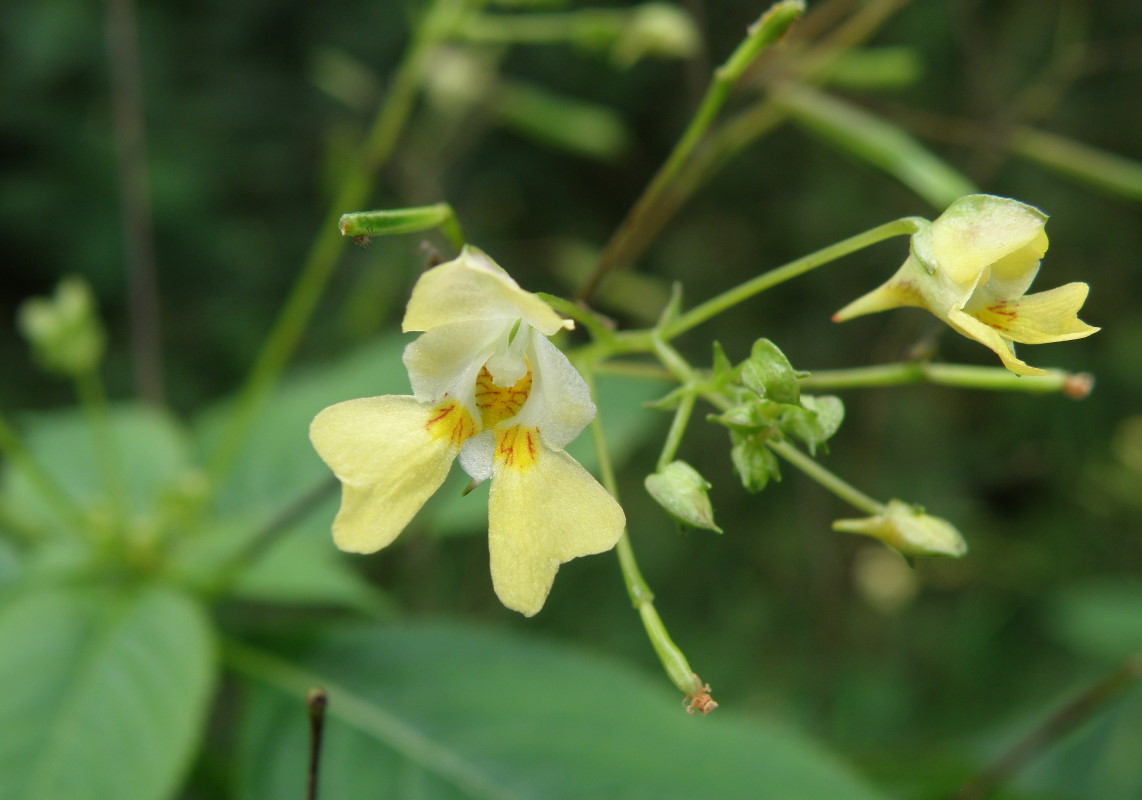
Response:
[1, 0, 1140, 798]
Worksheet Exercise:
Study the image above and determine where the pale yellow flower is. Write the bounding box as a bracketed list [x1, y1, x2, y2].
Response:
[310, 247, 625, 616]
[834, 195, 1098, 376]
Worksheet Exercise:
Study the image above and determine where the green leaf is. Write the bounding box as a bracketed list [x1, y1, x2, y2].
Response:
[188, 336, 407, 605]
[781, 394, 845, 455]
[741, 338, 800, 405]
[730, 431, 781, 493]
[0, 404, 198, 540]
[644, 460, 722, 532]
[0, 583, 215, 800]
[231, 623, 888, 800]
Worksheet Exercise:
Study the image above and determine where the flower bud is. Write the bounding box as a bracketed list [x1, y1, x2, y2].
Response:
[833, 499, 967, 558]
[17, 277, 106, 377]
[645, 460, 722, 533]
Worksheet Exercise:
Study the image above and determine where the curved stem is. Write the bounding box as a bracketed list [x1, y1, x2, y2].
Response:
[767, 438, 883, 514]
[205, 0, 468, 488]
[587, 373, 703, 698]
[579, 1, 806, 302]
[75, 369, 129, 529]
[663, 216, 924, 339]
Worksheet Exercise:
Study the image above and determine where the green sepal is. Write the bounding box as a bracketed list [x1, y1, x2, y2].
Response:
[644, 460, 722, 533]
[780, 394, 845, 455]
[730, 431, 781, 493]
[741, 338, 800, 405]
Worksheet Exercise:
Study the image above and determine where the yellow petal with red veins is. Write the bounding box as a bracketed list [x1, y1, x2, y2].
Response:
[945, 309, 1047, 376]
[488, 431, 625, 616]
[309, 395, 468, 553]
[970, 282, 1099, 345]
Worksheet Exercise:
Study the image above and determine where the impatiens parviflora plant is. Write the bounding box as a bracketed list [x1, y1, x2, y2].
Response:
[319, 192, 1097, 707]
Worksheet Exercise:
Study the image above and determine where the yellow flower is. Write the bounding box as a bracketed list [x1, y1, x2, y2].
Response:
[834, 195, 1098, 376]
[309, 246, 625, 616]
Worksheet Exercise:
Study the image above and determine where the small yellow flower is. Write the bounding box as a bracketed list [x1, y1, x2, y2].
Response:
[309, 246, 625, 616]
[834, 194, 1099, 376]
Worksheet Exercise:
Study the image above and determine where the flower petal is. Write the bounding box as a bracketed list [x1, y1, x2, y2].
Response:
[919, 195, 1047, 285]
[310, 396, 460, 553]
[511, 334, 596, 450]
[945, 308, 1047, 376]
[403, 318, 506, 409]
[403, 246, 569, 336]
[969, 282, 1099, 345]
[488, 443, 625, 616]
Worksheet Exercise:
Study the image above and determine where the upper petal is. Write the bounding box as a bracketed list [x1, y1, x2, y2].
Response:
[919, 195, 1048, 285]
[487, 442, 625, 616]
[403, 318, 507, 409]
[310, 396, 461, 553]
[403, 246, 569, 336]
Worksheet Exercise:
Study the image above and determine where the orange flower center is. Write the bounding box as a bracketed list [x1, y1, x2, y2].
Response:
[475, 364, 532, 427]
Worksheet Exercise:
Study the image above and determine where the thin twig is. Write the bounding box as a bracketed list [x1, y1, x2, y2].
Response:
[953, 654, 1142, 800]
[306, 688, 329, 800]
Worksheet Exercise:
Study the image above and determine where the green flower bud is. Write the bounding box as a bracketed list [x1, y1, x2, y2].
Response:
[645, 460, 722, 533]
[833, 499, 967, 558]
[17, 277, 106, 377]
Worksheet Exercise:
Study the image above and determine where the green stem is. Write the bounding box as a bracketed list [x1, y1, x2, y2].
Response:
[767, 438, 883, 514]
[587, 374, 703, 698]
[75, 369, 129, 528]
[657, 391, 696, 472]
[800, 361, 1079, 394]
[663, 216, 924, 339]
[206, 0, 466, 488]
[0, 411, 91, 539]
[579, 1, 805, 302]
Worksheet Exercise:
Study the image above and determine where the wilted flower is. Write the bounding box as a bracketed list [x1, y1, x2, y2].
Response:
[310, 247, 625, 616]
[834, 194, 1098, 376]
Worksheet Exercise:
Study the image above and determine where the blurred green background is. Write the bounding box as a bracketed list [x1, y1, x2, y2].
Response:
[2, 0, 1141, 798]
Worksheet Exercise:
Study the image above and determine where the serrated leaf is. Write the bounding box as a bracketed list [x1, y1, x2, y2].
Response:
[730, 431, 781, 493]
[232, 623, 888, 800]
[0, 583, 215, 800]
[741, 338, 800, 405]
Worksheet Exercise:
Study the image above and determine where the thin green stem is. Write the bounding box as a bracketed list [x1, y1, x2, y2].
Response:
[587, 373, 703, 698]
[767, 438, 883, 515]
[799, 361, 1079, 394]
[75, 369, 129, 528]
[579, 1, 805, 302]
[657, 391, 696, 472]
[663, 216, 924, 339]
[0, 411, 91, 539]
[206, 0, 467, 488]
